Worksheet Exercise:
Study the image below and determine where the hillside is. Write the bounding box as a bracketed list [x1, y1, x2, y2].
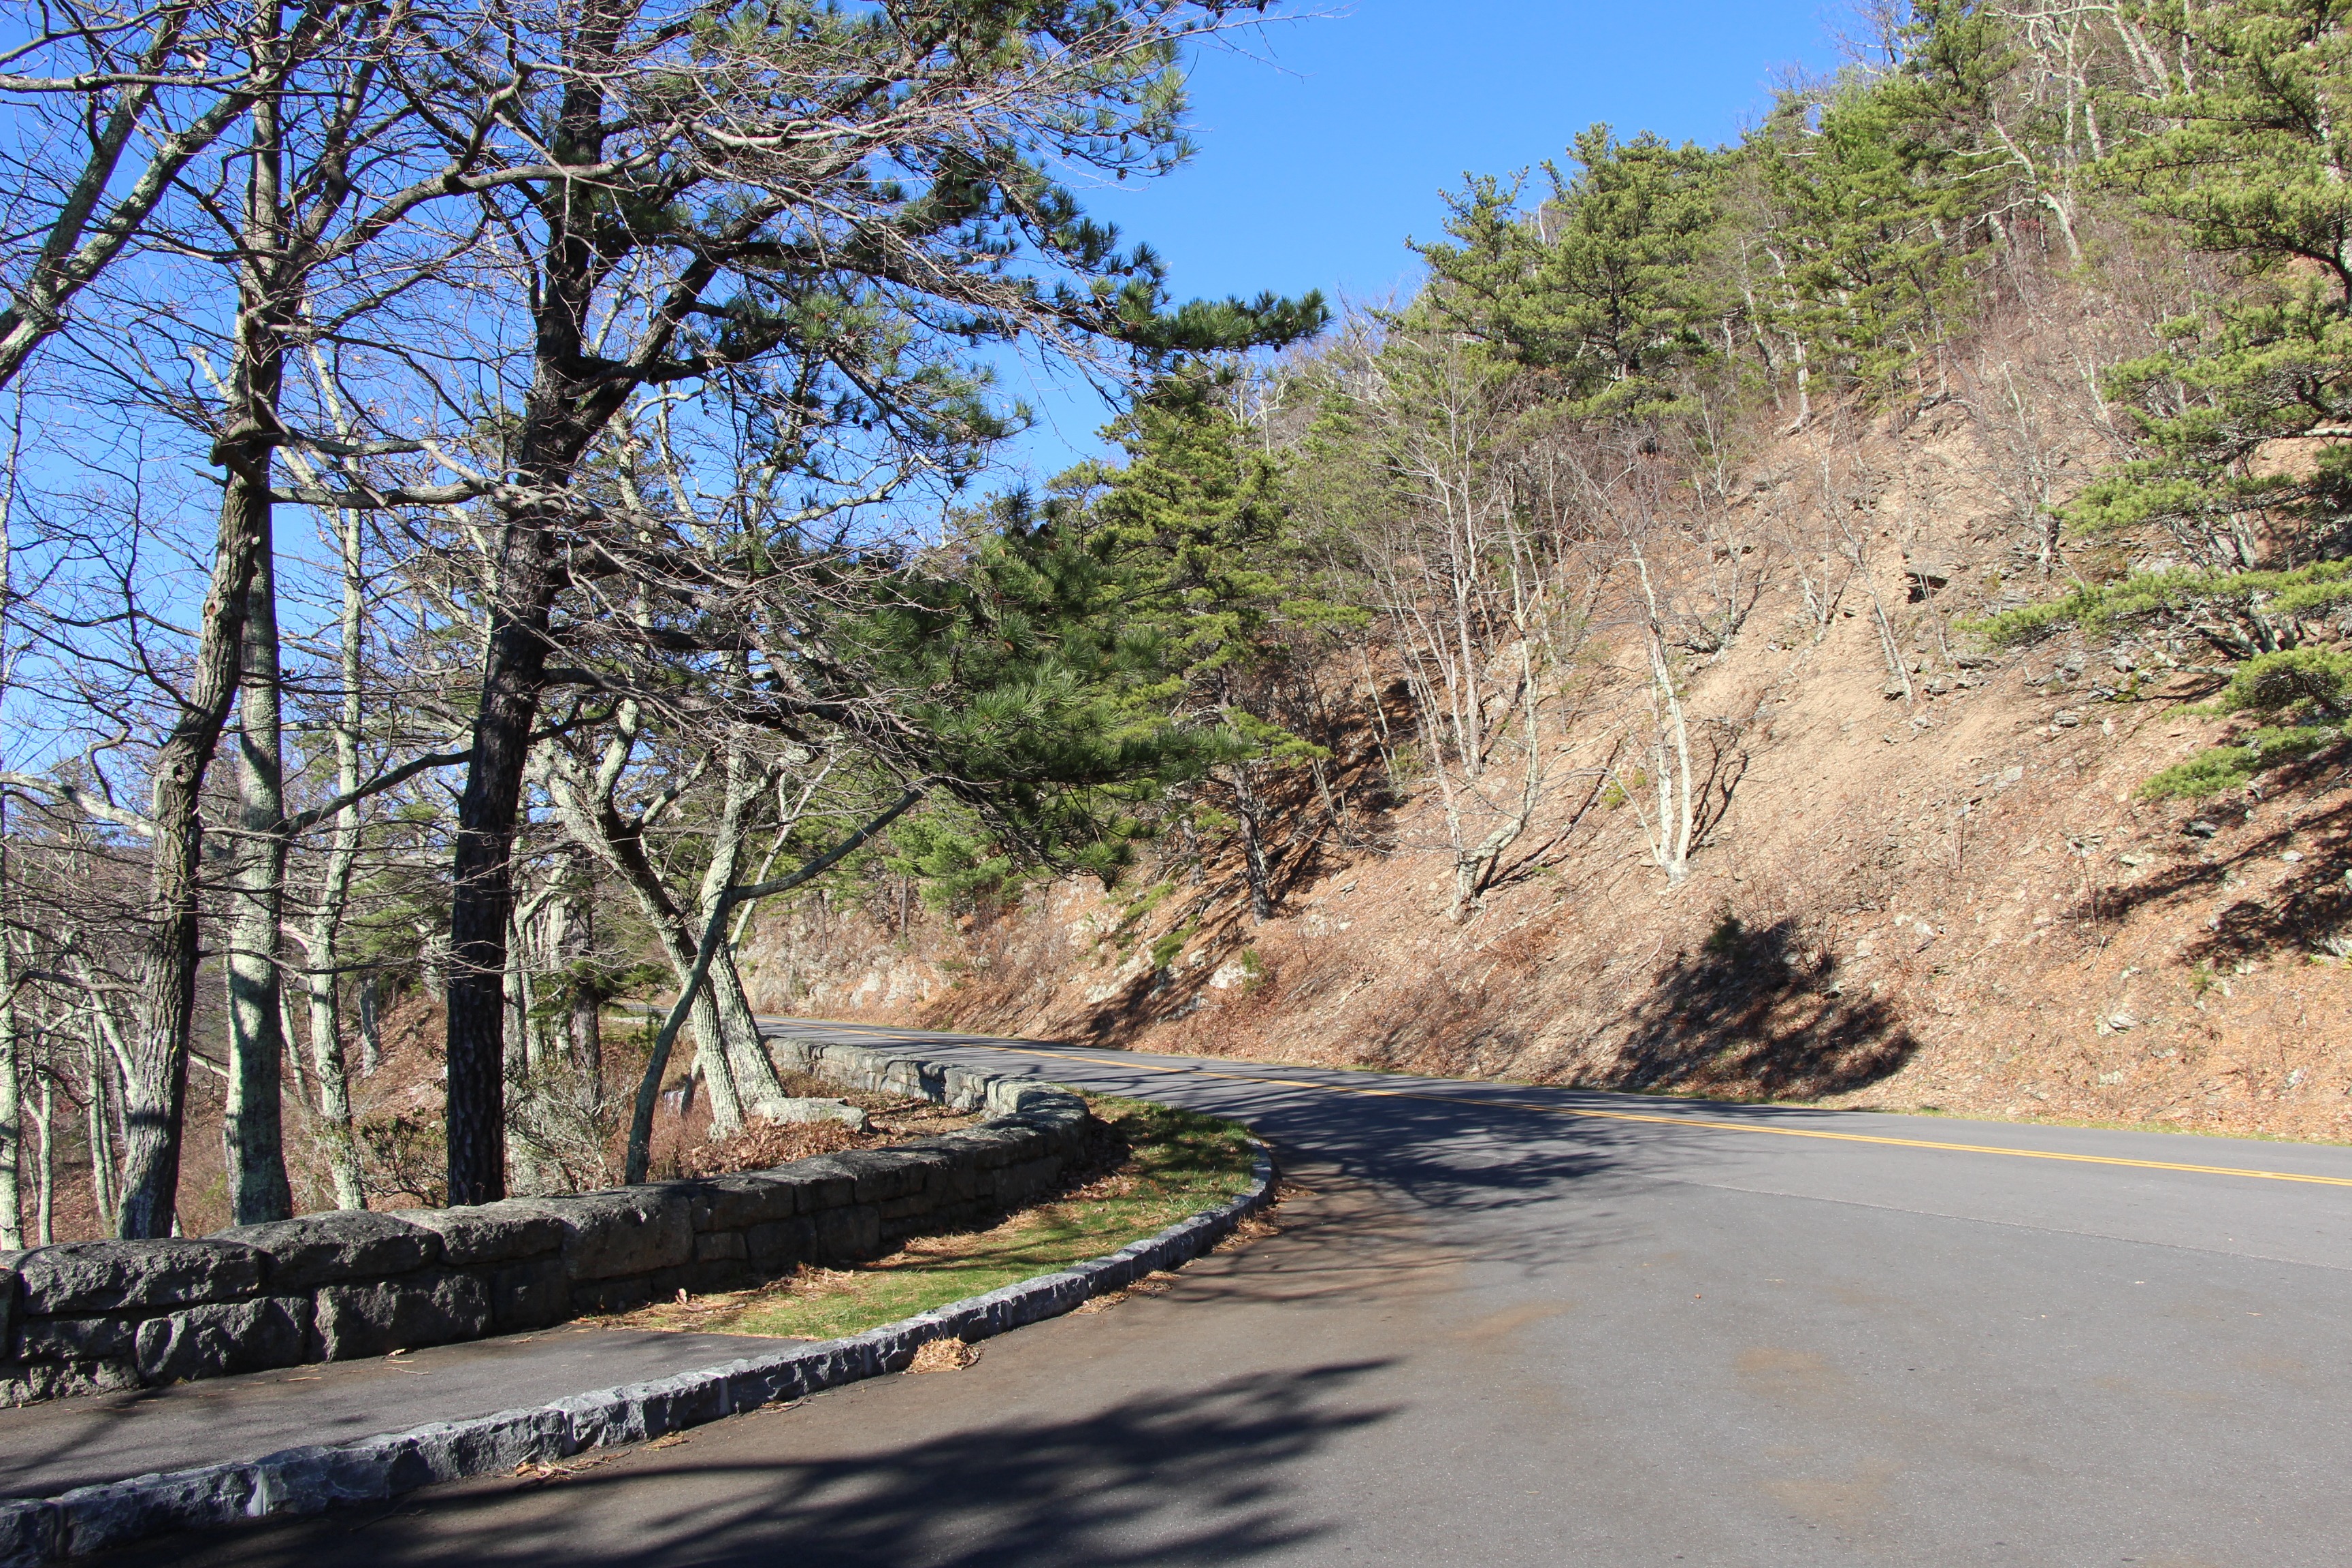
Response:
[741, 336, 2352, 1143]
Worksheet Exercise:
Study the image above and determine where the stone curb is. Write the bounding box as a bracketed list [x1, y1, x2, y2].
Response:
[0, 1143, 1277, 1565]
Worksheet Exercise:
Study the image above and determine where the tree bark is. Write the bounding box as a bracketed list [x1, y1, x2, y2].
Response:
[0, 887, 21, 1250]
[87, 1032, 116, 1232]
[444, 514, 557, 1204]
[30, 1075, 50, 1246]
[1229, 762, 1275, 923]
[557, 860, 602, 1096]
[296, 502, 368, 1208]
[223, 520, 293, 1223]
[694, 736, 791, 1112]
[116, 444, 265, 1237]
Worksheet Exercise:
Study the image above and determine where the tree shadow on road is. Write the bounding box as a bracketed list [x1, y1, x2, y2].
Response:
[131, 1361, 1399, 1568]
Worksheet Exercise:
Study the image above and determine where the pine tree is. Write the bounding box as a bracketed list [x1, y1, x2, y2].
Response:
[1415, 125, 1725, 419]
[1984, 2, 2352, 662]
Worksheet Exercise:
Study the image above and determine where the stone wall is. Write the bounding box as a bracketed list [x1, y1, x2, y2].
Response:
[0, 1036, 1090, 1405]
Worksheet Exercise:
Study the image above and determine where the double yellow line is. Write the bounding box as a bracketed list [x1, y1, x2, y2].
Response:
[974, 1040, 2352, 1190]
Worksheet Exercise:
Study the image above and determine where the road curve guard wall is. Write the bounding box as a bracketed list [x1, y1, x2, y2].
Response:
[0, 1036, 1088, 1405]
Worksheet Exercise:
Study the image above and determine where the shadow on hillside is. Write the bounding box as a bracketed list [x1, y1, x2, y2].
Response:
[2080, 789, 2352, 966]
[135, 1361, 1398, 1568]
[1605, 915, 1916, 1098]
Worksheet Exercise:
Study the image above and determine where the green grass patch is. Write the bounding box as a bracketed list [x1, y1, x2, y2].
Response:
[606, 1095, 1258, 1342]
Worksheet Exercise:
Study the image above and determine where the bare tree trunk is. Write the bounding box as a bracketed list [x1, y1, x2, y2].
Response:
[300, 503, 368, 1209]
[545, 753, 749, 1137]
[0, 899, 21, 1250]
[1228, 763, 1275, 922]
[693, 734, 791, 1112]
[558, 867, 602, 1098]
[218, 40, 295, 1224]
[30, 1074, 51, 1246]
[87, 1033, 116, 1232]
[1625, 552, 1696, 888]
[223, 527, 293, 1224]
[445, 517, 555, 1203]
[357, 977, 381, 1078]
[116, 434, 265, 1237]
[119, 7, 299, 1235]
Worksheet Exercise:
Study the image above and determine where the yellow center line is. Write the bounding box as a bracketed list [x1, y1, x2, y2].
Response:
[960, 1040, 2352, 1190]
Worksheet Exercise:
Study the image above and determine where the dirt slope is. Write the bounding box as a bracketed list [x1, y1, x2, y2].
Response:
[740, 397, 2352, 1144]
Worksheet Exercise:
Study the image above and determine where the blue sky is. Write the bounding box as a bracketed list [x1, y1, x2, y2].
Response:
[996, 0, 1846, 482]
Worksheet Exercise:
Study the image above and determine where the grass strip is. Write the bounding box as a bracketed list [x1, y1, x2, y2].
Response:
[603, 1094, 1258, 1343]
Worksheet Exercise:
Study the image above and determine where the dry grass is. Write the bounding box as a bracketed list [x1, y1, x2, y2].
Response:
[906, 1337, 981, 1372]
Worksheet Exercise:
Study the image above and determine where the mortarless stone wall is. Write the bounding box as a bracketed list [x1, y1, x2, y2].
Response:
[0, 1034, 1088, 1405]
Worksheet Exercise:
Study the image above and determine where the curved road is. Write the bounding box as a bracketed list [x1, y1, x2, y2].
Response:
[131, 1026, 2352, 1567]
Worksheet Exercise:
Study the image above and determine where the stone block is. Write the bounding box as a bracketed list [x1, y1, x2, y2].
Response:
[998, 1156, 1065, 1204]
[392, 1200, 566, 1266]
[745, 1216, 814, 1273]
[689, 1174, 801, 1232]
[693, 1230, 747, 1263]
[0, 1499, 56, 1563]
[830, 1149, 923, 1204]
[953, 1126, 1037, 1170]
[811, 1203, 881, 1262]
[135, 1296, 311, 1384]
[512, 1187, 693, 1281]
[217, 1211, 440, 1290]
[56, 1462, 256, 1558]
[18, 1311, 137, 1362]
[16, 1239, 263, 1315]
[925, 1157, 981, 1205]
[759, 1157, 854, 1211]
[481, 1256, 568, 1333]
[875, 1193, 934, 1224]
[312, 1271, 490, 1360]
[0, 1357, 136, 1404]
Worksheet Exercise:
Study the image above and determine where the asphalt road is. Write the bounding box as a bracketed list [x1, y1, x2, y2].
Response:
[121, 1025, 2352, 1568]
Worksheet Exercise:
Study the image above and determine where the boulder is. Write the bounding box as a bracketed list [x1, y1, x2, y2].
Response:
[16, 1240, 263, 1316]
[216, 1211, 438, 1290]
